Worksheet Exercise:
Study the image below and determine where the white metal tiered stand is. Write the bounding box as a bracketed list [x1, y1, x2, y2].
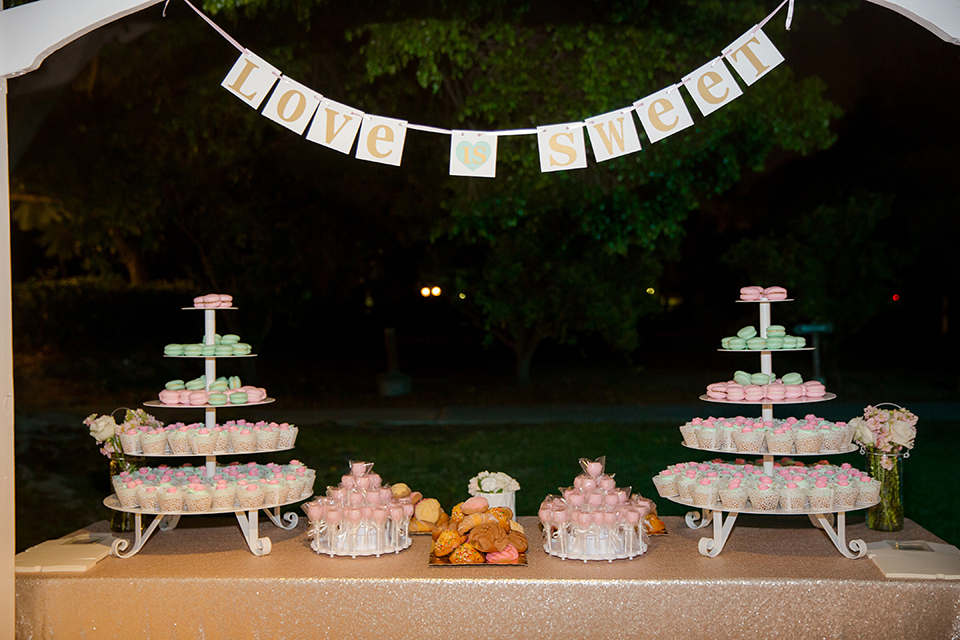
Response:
[672, 297, 875, 559]
[104, 306, 305, 558]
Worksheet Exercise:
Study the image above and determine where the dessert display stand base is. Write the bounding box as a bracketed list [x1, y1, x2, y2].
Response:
[677, 499, 878, 559]
[104, 495, 303, 558]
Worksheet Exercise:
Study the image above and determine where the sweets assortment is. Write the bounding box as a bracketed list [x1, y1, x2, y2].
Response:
[158, 375, 268, 406]
[119, 419, 298, 456]
[652, 460, 880, 512]
[538, 457, 651, 562]
[739, 285, 787, 301]
[428, 496, 528, 565]
[111, 461, 315, 512]
[704, 376, 827, 403]
[720, 325, 807, 350]
[679, 414, 855, 455]
[302, 461, 414, 558]
[164, 334, 253, 357]
[193, 293, 233, 308]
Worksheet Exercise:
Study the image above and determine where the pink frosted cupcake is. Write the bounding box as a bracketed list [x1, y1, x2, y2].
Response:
[139, 429, 167, 454]
[189, 428, 217, 454]
[819, 425, 845, 452]
[692, 478, 718, 507]
[855, 477, 882, 504]
[230, 428, 257, 453]
[212, 426, 230, 454]
[747, 483, 779, 511]
[794, 424, 822, 454]
[184, 483, 213, 512]
[696, 424, 721, 450]
[679, 422, 700, 447]
[158, 486, 184, 512]
[275, 423, 298, 448]
[833, 477, 859, 507]
[116, 481, 140, 508]
[652, 470, 680, 498]
[237, 483, 264, 509]
[211, 481, 237, 510]
[261, 479, 284, 505]
[718, 479, 748, 509]
[119, 428, 142, 455]
[733, 427, 764, 454]
[136, 484, 160, 510]
[779, 482, 806, 511]
[284, 474, 306, 501]
[255, 426, 280, 451]
[808, 479, 834, 510]
[677, 471, 699, 502]
[765, 427, 795, 454]
[166, 425, 192, 454]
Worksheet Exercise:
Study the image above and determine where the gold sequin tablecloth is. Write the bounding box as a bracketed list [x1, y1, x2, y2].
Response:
[16, 515, 960, 639]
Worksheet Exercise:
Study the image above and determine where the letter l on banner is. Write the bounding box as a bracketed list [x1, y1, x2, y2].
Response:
[221, 50, 280, 110]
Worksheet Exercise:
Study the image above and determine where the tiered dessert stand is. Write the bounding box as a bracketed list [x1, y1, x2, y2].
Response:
[664, 294, 876, 559]
[103, 303, 306, 558]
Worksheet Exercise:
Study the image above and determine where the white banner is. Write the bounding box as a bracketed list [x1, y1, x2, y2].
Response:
[537, 123, 587, 173]
[355, 115, 408, 166]
[633, 85, 694, 144]
[306, 98, 364, 154]
[723, 27, 785, 86]
[585, 107, 642, 163]
[221, 50, 280, 110]
[262, 76, 320, 135]
[449, 131, 498, 178]
[682, 57, 744, 118]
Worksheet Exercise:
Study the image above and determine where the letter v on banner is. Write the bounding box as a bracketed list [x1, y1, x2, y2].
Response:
[723, 27, 785, 86]
[306, 97, 364, 155]
[221, 50, 280, 109]
[585, 108, 641, 163]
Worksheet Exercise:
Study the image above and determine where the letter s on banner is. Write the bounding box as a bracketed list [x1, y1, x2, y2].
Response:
[723, 27, 785, 86]
[221, 50, 280, 110]
[537, 123, 587, 173]
[355, 115, 408, 166]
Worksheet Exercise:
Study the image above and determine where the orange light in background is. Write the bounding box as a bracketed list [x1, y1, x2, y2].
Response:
[420, 287, 431, 297]
[431, 286, 441, 296]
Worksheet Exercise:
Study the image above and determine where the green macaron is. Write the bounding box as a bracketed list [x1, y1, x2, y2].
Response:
[736, 326, 757, 340]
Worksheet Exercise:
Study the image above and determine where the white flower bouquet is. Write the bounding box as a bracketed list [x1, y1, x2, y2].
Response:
[468, 471, 520, 496]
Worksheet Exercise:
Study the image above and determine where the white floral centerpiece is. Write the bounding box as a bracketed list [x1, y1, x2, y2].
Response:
[468, 471, 520, 517]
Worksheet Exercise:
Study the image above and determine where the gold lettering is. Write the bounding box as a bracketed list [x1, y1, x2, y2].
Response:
[276, 90, 307, 123]
[548, 132, 577, 167]
[366, 124, 394, 159]
[324, 108, 353, 143]
[227, 58, 261, 102]
[697, 71, 729, 105]
[591, 117, 627, 155]
[473, 145, 486, 163]
[647, 99, 678, 132]
[729, 37, 770, 78]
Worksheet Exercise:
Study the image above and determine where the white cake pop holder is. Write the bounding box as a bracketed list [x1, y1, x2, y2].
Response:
[539, 457, 651, 563]
[303, 461, 413, 558]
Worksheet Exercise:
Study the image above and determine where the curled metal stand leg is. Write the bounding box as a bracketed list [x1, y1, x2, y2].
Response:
[685, 508, 714, 529]
[808, 512, 833, 529]
[262, 507, 298, 530]
[812, 512, 868, 559]
[159, 515, 181, 531]
[698, 509, 739, 557]
[235, 509, 273, 556]
[111, 513, 166, 558]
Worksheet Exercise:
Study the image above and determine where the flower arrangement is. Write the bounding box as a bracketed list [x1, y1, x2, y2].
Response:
[468, 471, 520, 496]
[84, 408, 162, 472]
[849, 404, 918, 468]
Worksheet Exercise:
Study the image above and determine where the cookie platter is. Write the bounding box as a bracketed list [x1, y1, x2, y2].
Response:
[104, 297, 309, 558]
[699, 393, 836, 405]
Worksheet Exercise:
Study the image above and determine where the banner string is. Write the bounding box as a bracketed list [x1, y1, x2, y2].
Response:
[172, 0, 795, 139]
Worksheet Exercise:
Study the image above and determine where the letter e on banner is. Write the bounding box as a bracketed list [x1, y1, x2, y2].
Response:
[537, 123, 587, 173]
[723, 27, 785, 86]
[585, 108, 641, 163]
[682, 57, 743, 118]
[449, 131, 498, 178]
[221, 50, 280, 110]
[355, 115, 408, 166]
[634, 85, 694, 145]
[262, 77, 321, 135]
[306, 98, 364, 155]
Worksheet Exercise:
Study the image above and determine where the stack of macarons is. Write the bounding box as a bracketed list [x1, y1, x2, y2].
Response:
[721, 325, 807, 350]
[164, 334, 253, 357]
[158, 376, 268, 406]
[705, 372, 827, 403]
[739, 285, 787, 301]
[194, 293, 234, 308]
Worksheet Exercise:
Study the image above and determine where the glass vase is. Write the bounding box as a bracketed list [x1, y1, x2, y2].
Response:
[109, 454, 144, 533]
[864, 446, 905, 532]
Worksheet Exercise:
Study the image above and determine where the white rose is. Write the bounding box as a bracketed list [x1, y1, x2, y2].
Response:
[888, 419, 916, 449]
[850, 417, 876, 447]
[479, 476, 501, 493]
[89, 415, 117, 442]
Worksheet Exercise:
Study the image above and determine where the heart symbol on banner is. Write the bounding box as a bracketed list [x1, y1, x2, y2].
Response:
[455, 140, 492, 171]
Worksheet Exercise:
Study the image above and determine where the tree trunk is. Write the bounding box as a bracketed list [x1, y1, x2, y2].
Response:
[513, 332, 541, 388]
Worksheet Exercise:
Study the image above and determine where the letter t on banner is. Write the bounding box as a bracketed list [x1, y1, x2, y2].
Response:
[355, 115, 408, 166]
[537, 123, 587, 173]
[682, 57, 744, 118]
[723, 27, 785, 86]
[449, 131, 498, 178]
[585, 107, 642, 163]
[221, 50, 280, 110]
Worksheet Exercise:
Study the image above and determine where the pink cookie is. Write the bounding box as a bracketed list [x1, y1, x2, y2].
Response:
[462, 496, 489, 514]
[784, 385, 804, 398]
[188, 391, 208, 406]
[218, 294, 233, 306]
[193, 295, 205, 308]
[739, 286, 763, 301]
[743, 385, 764, 401]
[159, 390, 180, 405]
[725, 385, 746, 401]
[765, 383, 786, 401]
[763, 286, 787, 300]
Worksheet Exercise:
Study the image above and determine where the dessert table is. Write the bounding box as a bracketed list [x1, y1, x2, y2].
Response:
[16, 515, 960, 639]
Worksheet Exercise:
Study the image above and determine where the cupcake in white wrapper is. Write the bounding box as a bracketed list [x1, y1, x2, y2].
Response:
[692, 478, 718, 507]
[211, 482, 237, 510]
[136, 484, 160, 510]
[747, 483, 779, 511]
[733, 427, 764, 454]
[237, 483, 265, 509]
[139, 429, 167, 454]
[696, 425, 721, 450]
[184, 483, 213, 512]
[652, 471, 679, 498]
[189, 428, 217, 454]
[679, 423, 700, 447]
[255, 426, 280, 450]
[855, 477, 882, 504]
[779, 482, 806, 511]
[116, 481, 140, 508]
[230, 428, 256, 453]
[833, 478, 859, 507]
[794, 426, 822, 453]
[808, 481, 834, 510]
[718, 479, 748, 509]
[119, 428, 142, 455]
[166, 426, 192, 454]
[158, 486, 184, 512]
[765, 427, 795, 454]
[261, 479, 284, 505]
[213, 427, 230, 453]
[275, 424, 298, 448]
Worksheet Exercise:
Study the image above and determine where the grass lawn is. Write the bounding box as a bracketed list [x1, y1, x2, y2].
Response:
[16, 416, 960, 552]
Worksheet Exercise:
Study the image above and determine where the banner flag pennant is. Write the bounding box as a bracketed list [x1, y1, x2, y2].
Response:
[221, 50, 280, 110]
[355, 114, 408, 166]
[634, 85, 694, 144]
[723, 26, 785, 86]
[682, 57, 744, 118]
[262, 76, 321, 135]
[306, 98, 364, 155]
[585, 108, 642, 163]
[537, 122, 588, 173]
[449, 131, 498, 178]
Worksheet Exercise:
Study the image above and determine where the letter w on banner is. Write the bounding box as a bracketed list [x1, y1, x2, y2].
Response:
[585, 107, 642, 163]
[221, 50, 280, 109]
[537, 123, 588, 173]
[723, 27, 785, 86]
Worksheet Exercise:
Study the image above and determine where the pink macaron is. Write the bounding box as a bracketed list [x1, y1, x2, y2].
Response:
[740, 285, 763, 301]
[763, 286, 788, 300]
[188, 391, 208, 406]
